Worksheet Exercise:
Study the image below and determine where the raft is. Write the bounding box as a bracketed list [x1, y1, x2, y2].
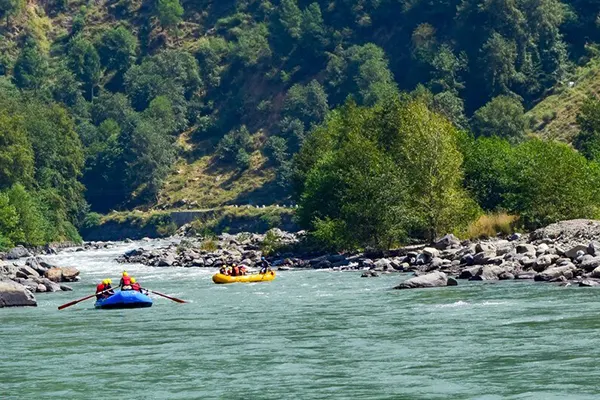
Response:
[94, 290, 153, 309]
[212, 271, 276, 284]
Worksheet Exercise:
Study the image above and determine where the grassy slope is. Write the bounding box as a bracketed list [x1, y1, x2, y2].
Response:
[2, 1, 285, 211]
[527, 58, 600, 142]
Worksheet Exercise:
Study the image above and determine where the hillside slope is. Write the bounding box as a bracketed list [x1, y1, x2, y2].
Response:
[527, 58, 600, 143]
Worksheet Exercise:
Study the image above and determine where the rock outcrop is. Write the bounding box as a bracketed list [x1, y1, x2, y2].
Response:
[0, 280, 37, 307]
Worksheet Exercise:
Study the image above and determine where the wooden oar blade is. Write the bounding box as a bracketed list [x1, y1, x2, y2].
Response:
[146, 289, 187, 303]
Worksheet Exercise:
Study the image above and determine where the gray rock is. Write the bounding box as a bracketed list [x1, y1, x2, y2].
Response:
[509, 233, 522, 241]
[36, 284, 47, 293]
[374, 258, 391, 271]
[589, 241, 600, 256]
[579, 279, 600, 287]
[475, 243, 495, 253]
[498, 271, 515, 280]
[590, 266, 600, 278]
[461, 254, 474, 266]
[60, 267, 80, 282]
[458, 266, 481, 279]
[581, 256, 600, 272]
[535, 264, 576, 281]
[0, 280, 36, 307]
[361, 270, 380, 277]
[427, 257, 444, 270]
[394, 271, 449, 289]
[565, 245, 589, 259]
[42, 278, 62, 292]
[422, 247, 440, 259]
[5, 246, 31, 260]
[25, 257, 47, 275]
[516, 244, 536, 255]
[515, 272, 537, 279]
[470, 265, 504, 281]
[533, 255, 554, 272]
[434, 234, 460, 250]
[16, 266, 40, 279]
[59, 284, 73, 291]
[536, 243, 550, 255]
[157, 255, 176, 267]
[496, 245, 513, 256]
[473, 251, 496, 265]
[44, 268, 62, 282]
[447, 277, 458, 286]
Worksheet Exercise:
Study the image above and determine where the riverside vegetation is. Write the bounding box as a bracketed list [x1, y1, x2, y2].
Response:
[2, 0, 600, 252]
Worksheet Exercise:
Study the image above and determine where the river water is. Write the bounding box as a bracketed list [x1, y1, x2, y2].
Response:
[2, 240, 600, 399]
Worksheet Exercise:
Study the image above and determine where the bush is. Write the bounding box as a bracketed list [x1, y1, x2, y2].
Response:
[200, 238, 218, 251]
[81, 212, 102, 230]
[466, 213, 518, 239]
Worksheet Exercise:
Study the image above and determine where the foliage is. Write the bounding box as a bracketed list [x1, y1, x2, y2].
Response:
[13, 38, 48, 92]
[466, 213, 518, 239]
[96, 26, 138, 74]
[216, 125, 253, 169]
[472, 96, 526, 143]
[67, 35, 101, 98]
[156, 0, 184, 31]
[574, 95, 600, 161]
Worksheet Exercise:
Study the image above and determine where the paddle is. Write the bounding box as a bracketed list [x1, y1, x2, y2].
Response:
[57, 287, 115, 310]
[142, 288, 187, 304]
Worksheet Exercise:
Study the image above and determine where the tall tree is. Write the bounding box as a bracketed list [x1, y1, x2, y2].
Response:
[68, 35, 102, 99]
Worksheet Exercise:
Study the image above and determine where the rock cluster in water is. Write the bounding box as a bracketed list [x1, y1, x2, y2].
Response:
[0, 249, 79, 307]
[117, 219, 600, 290]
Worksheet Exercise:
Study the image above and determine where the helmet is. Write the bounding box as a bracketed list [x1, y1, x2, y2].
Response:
[107, 279, 112, 284]
[102, 279, 108, 284]
[130, 278, 136, 283]
[122, 271, 128, 276]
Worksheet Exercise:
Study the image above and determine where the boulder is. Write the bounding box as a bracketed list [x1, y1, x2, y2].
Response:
[581, 256, 600, 272]
[16, 266, 40, 279]
[157, 255, 176, 267]
[60, 267, 79, 282]
[25, 258, 47, 275]
[5, 245, 31, 260]
[470, 265, 504, 281]
[446, 277, 458, 286]
[361, 270, 380, 278]
[516, 244, 536, 255]
[0, 280, 36, 307]
[533, 255, 553, 272]
[475, 243, 495, 253]
[124, 248, 144, 258]
[472, 251, 496, 265]
[534, 264, 576, 282]
[579, 279, 600, 287]
[374, 259, 391, 271]
[498, 271, 515, 280]
[36, 284, 47, 293]
[590, 266, 600, 278]
[509, 233, 522, 241]
[60, 284, 73, 291]
[41, 278, 62, 292]
[565, 245, 589, 259]
[515, 272, 537, 279]
[422, 247, 440, 259]
[536, 243, 550, 255]
[458, 266, 481, 279]
[434, 234, 460, 250]
[394, 271, 448, 289]
[44, 267, 63, 282]
[589, 241, 600, 256]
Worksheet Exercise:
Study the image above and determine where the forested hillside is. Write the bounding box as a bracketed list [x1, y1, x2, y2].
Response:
[2, 0, 600, 248]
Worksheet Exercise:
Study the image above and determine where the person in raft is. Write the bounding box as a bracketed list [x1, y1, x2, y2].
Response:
[120, 271, 132, 290]
[219, 266, 227, 275]
[257, 257, 271, 274]
[131, 277, 141, 292]
[231, 264, 240, 276]
[239, 265, 247, 275]
[96, 279, 114, 300]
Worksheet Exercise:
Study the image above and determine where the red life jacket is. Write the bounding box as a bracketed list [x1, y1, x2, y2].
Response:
[96, 283, 105, 293]
[131, 282, 141, 291]
[122, 276, 131, 286]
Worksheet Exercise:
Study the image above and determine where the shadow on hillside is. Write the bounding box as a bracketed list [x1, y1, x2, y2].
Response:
[232, 180, 291, 206]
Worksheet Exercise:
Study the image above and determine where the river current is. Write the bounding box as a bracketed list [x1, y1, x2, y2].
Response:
[2, 240, 600, 399]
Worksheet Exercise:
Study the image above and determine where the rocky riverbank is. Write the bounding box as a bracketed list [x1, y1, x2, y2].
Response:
[116, 219, 600, 290]
[0, 256, 80, 308]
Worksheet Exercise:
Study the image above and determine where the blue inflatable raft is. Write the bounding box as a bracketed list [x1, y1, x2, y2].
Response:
[95, 290, 153, 309]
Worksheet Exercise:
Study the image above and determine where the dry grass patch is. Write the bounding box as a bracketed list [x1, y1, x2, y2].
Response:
[467, 213, 519, 239]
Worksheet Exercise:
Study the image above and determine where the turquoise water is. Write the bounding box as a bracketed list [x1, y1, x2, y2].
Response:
[2, 241, 600, 399]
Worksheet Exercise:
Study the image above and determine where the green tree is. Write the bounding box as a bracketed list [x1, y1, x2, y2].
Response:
[0, 192, 20, 249]
[217, 125, 253, 168]
[279, 0, 302, 40]
[0, 0, 24, 27]
[471, 95, 526, 143]
[283, 80, 328, 130]
[68, 35, 102, 99]
[13, 39, 49, 92]
[7, 184, 46, 246]
[233, 23, 271, 66]
[156, 0, 184, 31]
[0, 112, 34, 188]
[574, 95, 600, 161]
[480, 33, 518, 96]
[96, 26, 138, 74]
[265, 136, 288, 166]
[506, 139, 600, 228]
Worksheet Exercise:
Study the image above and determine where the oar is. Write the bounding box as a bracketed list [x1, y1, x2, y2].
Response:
[58, 287, 115, 310]
[142, 288, 187, 304]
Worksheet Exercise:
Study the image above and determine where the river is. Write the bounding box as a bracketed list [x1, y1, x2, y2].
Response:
[2, 240, 600, 399]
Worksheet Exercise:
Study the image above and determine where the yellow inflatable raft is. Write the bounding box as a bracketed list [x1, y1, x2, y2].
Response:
[212, 271, 276, 284]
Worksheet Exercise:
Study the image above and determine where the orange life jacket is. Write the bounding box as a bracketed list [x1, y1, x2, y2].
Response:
[122, 276, 131, 286]
[232, 266, 239, 276]
[131, 282, 141, 291]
